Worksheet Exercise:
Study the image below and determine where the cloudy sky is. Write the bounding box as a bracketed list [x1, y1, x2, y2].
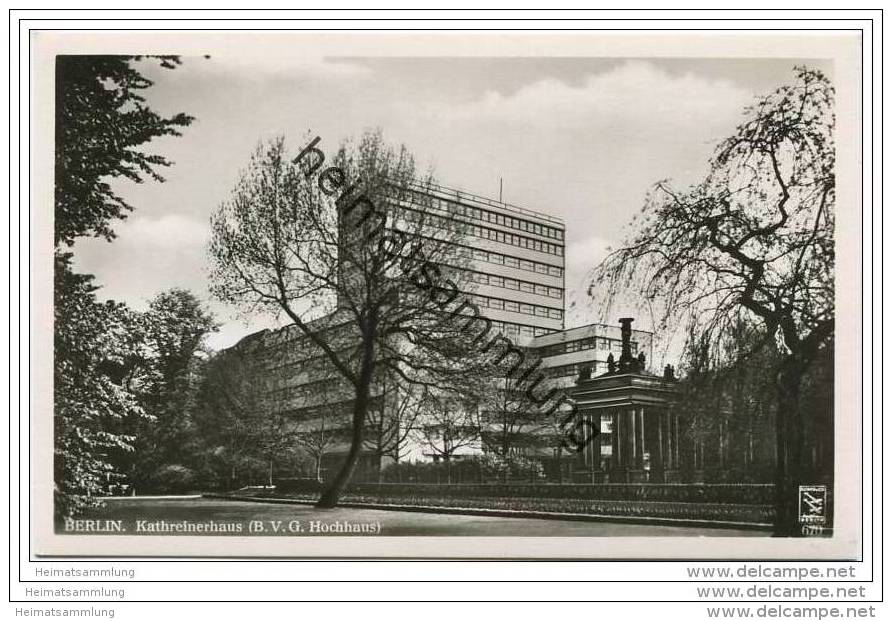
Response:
[70, 52, 828, 350]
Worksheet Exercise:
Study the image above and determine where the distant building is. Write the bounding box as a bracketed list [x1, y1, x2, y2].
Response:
[220, 181, 653, 481]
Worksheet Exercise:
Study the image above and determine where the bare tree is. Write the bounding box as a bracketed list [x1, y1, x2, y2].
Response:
[209, 131, 486, 506]
[478, 376, 547, 481]
[292, 401, 343, 483]
[590, 68, 834, 535]
[363, 373, 424, 481]
[415, 388, 481, 482]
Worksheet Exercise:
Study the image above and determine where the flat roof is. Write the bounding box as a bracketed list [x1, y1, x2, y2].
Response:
[530, 322, 653, 347]
[414, 180, 564, 226]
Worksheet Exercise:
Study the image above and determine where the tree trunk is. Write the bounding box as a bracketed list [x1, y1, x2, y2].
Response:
[316, 368, 373, 508]
[268, 459, 273, 487]
[774, 356, 805, 536]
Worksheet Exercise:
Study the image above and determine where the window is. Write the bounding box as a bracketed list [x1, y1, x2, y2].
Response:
[549, 309, 562, 319]
[505, 256, 519, 267]
[505, 300, 519, 312]
[504, 278, 518, 290]
[535, 284, 548, 295]
[535, 307, 548, 318]
[520, 304, 533, 315]
[490, 298, 505, 310]
[490, 275, 504, 288]
[520, 282, 534, 293]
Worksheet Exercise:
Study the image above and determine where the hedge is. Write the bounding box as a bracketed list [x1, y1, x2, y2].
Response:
[342, 482, 774, 505]
[341, 494, 773, 523]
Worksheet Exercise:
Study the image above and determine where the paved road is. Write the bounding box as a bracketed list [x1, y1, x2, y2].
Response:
[62, 497, 766, 537]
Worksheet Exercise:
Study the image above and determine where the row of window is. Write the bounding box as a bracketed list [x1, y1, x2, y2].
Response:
[400, 189, 565, 241]
[399, 205, 564, 256]
[466, 293, 563, 320]
[468, 270, 562, 299]
[543, 361, 603, 379]
[490, 320, 558, 339]
[536, 336, 639, 359]
[403, 231, 565, 279]
[266, 376, 352, 404]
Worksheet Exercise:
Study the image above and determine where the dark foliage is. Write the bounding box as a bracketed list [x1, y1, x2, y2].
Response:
[55, 55, 193, 245]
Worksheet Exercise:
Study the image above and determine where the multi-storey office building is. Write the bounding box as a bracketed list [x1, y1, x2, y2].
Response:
[398, 182, 566, 339]
[222, 181, 654, 479]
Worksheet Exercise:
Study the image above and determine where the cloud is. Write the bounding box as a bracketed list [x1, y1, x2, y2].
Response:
[563, 235, 614, 327]
[72, 214, 211, 310]
[202, 53, 371, 80]
[120, 214, 209, 249]
[426, 61, 752, 135]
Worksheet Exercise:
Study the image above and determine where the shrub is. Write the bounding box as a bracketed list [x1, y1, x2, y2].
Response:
[274, 477, 325, 493]
[478, 454, 546, 481]
[150, 464, 196, 493]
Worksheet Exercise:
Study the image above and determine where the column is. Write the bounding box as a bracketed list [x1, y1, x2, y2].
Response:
[630, 408, 638, 467]
[638, 407, 646, 469]
[610, 410, 619, 469]
[657, 410, 664, 473]
[666, 410, 673, 470]
[674, 414, 680, 467]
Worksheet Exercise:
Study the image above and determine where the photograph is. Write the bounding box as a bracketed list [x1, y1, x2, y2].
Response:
[31, 29, 862, 559]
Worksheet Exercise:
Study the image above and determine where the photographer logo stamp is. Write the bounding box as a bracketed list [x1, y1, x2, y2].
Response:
[798, 485, 828, 525]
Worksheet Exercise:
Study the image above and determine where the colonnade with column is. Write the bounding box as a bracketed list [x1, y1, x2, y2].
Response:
[606, 407, 681, 482]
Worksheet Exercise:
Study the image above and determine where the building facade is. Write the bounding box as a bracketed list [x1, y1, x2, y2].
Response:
[221, 181, 654, 480]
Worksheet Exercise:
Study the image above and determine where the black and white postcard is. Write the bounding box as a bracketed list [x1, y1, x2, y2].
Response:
[29, 29, 865, 559]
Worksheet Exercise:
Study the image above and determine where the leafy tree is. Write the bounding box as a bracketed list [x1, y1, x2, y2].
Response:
[127, 289, 218, 491]
[53, 255, 148, 516]
[591, 67, 834, 534]
[209, 131, 487, 506]
[55, 55, 193, 246]
[54, 55, 193, 514]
